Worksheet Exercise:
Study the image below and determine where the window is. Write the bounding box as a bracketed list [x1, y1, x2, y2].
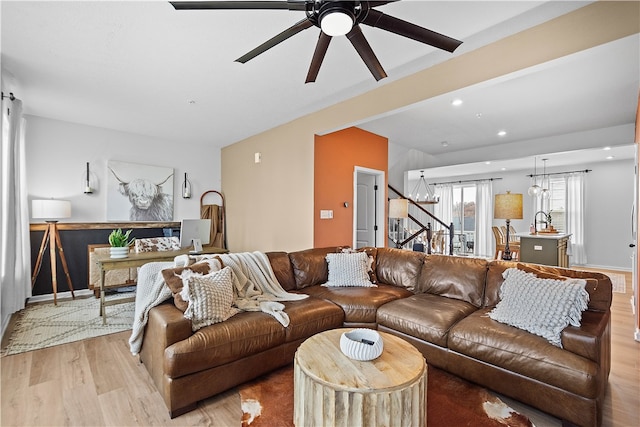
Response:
[537, 176, 566, 233]
[452, 185, 475, 254]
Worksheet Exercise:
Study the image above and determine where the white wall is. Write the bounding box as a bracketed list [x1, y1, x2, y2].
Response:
[25, 116, 221, 223]
[409, 159, 634, 270]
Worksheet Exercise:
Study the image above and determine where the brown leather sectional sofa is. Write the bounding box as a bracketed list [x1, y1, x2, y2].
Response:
[139, 247, 612, 427]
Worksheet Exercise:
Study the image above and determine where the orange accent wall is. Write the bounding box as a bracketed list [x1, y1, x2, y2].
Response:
[314, 127, 388, 248]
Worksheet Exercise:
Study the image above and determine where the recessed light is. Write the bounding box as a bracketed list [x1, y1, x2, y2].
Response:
[501, 167, 507, 171]
[485, 161, 491, 165]
[497, 130, 507, 137]
[441, 141, 449, 147]
[606, 155, 614, 160]
[451, 99, 463, 107]
[603, 146, 611, 151]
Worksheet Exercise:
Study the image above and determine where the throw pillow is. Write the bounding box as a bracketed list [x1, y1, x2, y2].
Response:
[162, 257, 223, 312]
[182, 267, 240, 331]
[323, 252, 376, 287]
[488, 267, 589, 347]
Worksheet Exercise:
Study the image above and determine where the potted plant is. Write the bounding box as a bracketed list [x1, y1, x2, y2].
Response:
[108, 228, 134, 259]
[544, 210, 557, 232]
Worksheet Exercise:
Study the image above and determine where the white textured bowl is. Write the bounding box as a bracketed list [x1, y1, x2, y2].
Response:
[339, 329, 384, 361]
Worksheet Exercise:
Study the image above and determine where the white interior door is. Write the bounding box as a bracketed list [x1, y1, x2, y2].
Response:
[354, 167, 385, 249]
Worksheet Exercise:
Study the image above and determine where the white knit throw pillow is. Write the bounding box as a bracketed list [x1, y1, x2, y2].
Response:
[183, 266, 240, 331]
[489, 268, 589, 347]
[324, 252, 376, 287]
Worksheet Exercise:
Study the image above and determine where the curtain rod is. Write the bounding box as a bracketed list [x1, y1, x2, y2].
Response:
[526, 169, 592, 178]
[1, 92, 16, 101]
[431, 177, 502, 186]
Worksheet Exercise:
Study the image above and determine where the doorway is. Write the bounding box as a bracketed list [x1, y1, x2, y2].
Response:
[354, 167, 385, 249]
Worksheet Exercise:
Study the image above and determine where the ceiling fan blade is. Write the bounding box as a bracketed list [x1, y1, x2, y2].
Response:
[346, 25, 387, 81]
[305, 32, 332, 83]
[236, 18, 313, 63]
[368, 1, 398, 7]
[362, 9, 462, 53]
[170, 1, 306, 11]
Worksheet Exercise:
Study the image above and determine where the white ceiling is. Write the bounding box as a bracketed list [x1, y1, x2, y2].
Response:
[1, 1, 638, 170]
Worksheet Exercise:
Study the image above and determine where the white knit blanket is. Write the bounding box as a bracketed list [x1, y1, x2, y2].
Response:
[128, 251, 307, 355]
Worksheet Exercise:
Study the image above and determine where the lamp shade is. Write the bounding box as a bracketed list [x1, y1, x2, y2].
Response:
[389, 198, 409, 219]
[494, 192, 523, 220]
[32, 199, 71, 220]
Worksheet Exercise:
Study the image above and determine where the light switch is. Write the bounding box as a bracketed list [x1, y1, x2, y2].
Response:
[320, 210, 333, 219]
[254, 152, 261, 163]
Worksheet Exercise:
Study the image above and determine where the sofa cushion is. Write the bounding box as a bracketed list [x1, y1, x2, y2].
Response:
[448, 308, 601, 399]
[377, 293, 478, 347]
[301, 284, 412, 324]
[483, 260, 517, 308]
[325, 252, 375, 287]
[280, 298, 344, 342]
[289, 247, 340, 289]
[266, 251, 296, 291]
[488, 268, 589, 347]
[417, 255, 488, 307]
[162, 258, 224, 312]
[182, 267, 241, 331]
[374, 248, 424, 291]
[164, 311, 286, 378]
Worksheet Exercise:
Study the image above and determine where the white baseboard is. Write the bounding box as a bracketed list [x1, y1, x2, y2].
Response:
[27, 289, 94, 304]
[574, 263, 632, 272]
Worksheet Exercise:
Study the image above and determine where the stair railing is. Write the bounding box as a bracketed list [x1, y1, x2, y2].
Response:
[388, 184, 454, 255]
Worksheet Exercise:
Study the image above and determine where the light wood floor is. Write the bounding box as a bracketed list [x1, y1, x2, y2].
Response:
[1, 270, 638, 427]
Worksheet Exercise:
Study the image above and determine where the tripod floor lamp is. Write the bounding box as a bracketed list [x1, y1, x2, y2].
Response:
[31, 199, 75, 305]
[494, 191, 523, 261]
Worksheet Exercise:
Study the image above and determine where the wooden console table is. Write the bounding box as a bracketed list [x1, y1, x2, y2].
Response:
[294, 329, 427, 426]
[94, 246, 227, 324]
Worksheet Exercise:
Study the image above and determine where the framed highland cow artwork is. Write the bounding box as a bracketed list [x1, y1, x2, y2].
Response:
[107, 160, 174, 221]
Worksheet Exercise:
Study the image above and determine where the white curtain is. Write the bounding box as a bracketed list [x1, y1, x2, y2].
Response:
[566, 173, 587, 265]
[475, 180, 493, 258]
[1, 96, 31, 335]
[433, 184, 454, 254]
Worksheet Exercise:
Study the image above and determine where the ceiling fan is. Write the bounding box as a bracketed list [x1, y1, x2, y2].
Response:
[170, 1, 463, 83]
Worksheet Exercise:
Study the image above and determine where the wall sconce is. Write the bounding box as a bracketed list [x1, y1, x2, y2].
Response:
[82, 162, 99, 194]
[182, 172, 192, 199]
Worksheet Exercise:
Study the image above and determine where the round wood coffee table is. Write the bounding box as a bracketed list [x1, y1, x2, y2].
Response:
[293, 328, 427, 427]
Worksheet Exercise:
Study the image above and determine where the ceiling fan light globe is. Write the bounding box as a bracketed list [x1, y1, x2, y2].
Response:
[320, 11, 353, 36]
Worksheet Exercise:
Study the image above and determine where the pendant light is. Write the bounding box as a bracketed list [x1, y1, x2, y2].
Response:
[527, 157, 541, 197]
[541, 159, 550, 199]
[409, 171, 439, 204]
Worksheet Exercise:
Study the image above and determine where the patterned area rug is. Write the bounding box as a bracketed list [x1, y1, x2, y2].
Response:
[240, 365, 533, 427]
[1, 293, 134, 356]
[607, 273, 626, 293]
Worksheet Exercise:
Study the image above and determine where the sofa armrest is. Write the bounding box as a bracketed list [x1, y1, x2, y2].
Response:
[139, 302, 193, 391]
[561, 309, 610, 364]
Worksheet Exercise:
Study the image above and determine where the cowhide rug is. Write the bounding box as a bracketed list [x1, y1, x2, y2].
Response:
[239, 365, 534, 427]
